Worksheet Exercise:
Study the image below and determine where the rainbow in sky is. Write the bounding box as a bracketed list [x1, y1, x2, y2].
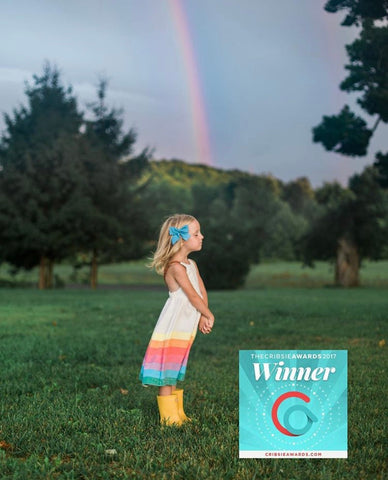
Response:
[168, 0, 213, 166]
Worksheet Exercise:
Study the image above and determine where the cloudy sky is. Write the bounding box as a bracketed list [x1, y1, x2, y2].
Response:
[0, 0, 386, 186]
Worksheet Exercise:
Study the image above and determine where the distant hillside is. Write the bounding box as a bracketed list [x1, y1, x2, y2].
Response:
[146, 158, 282, 191]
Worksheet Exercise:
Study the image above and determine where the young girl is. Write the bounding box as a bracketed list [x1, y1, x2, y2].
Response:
[139, 213, 214, 426]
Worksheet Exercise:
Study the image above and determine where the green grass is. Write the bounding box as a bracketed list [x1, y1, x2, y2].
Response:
[245, 260, 388, 288]
[0, 287, 387, 479]
[1, 259, 388, 288]
[0, 260, 164, 288]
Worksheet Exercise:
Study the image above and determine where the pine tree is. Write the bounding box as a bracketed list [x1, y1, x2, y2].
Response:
[79, 78, 150, 288]
[0, 62, 85, 288]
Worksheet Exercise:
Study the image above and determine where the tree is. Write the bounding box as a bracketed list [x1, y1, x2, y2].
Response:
[0, 62, 85, 288]
[138, 177, 193, 237]
[0, 67, 151, 289]
[313, 1, 387, 156]
[313, 105, 373, 156]
[303, 168, 388, 286]
[191, 183, 253, 289]
[374, 152, 388, 188]
[324, 0, 387, 27]
[311, 1, 388, 283]
[260, 204, 308, 261]
[191, 176, 284, 289]
[79, 78, 150, 288]
[281, 176, 319, 223]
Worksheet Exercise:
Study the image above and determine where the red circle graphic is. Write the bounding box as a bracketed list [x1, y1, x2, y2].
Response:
[271, 391, 311, 436]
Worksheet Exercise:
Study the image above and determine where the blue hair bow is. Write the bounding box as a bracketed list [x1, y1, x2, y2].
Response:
[169, 225, 190, 245]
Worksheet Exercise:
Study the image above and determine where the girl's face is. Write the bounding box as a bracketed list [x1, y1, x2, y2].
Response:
[185, 219, 204, 252]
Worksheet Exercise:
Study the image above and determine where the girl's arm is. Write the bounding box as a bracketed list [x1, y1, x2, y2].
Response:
[169, 264, 214, 321]
[191, 260, 213, 334]
[192, 260, 208, 306]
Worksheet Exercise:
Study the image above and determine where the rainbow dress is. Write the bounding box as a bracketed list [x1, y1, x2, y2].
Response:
[139, 260, 201, 386]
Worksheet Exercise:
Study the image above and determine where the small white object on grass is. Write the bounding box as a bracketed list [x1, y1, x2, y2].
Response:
[105, 449, 117, 456]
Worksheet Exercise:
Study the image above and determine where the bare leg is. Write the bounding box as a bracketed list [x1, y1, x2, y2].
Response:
[158, 385, 173, 396]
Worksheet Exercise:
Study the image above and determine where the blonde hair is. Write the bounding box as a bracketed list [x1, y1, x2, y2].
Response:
[150, 213, 196, 275]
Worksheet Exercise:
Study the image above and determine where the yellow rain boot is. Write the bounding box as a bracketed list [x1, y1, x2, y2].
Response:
[157, 395, 183, 426]
[173, 389, 191, 422]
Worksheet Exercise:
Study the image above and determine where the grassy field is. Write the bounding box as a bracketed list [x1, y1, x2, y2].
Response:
[0, 285, 387, 479]
[1, 259, 388, 288]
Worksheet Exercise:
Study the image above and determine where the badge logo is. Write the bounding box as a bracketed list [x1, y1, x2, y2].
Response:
[239, 350, 347, 458]
[271, 391, 318, 436]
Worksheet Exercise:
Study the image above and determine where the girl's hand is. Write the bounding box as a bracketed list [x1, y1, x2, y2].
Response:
[207, 314, 214, 329]
[199, 315, 214, 334]
[199, 316, 210, 334]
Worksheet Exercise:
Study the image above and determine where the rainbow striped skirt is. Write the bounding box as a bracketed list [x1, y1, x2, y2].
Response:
[139, 276, 201, 386]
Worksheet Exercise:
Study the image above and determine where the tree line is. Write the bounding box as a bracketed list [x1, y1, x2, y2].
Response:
[1, 61, 386, 290]
[1, 0, 388, 289]
[143, 160, 388, 288]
